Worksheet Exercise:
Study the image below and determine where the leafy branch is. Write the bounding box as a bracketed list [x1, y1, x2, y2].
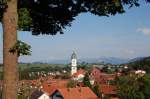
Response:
[9, 40, 31, 57]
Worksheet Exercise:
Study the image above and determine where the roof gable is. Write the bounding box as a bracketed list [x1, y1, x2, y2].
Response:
[51, 87, 98, 99]
[30, 89, 44, 99]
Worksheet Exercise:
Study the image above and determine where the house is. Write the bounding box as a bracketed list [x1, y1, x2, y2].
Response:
[90, 67, 102, 79]
[42, 83, 57, 96]
[99, 84, 118, 99]
[30, 79, 69, 99]
[30, 89, 50, 99]
[50, 87, 98, 99]
[72, 68, 86, 82]
[38, 93, 51, 99]
[129, 70, 146, 77]
[40, 79, 69, 95]
[90, 67, 116, 85]
[135, 70, 146, 75]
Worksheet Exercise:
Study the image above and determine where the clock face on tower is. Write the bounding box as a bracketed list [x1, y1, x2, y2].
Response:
[72, 67, 76, 70]
[72, 59, 77, 66]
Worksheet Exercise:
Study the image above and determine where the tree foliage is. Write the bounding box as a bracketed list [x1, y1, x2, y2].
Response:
[0, 0, 149, 35]
[67, 80, 77, 88]
[129, 56, 150, 73]
[92, 83, 101, 97]
[9, 40, 31, 57]
[83, 73, 92, 88]
[115, 74, 150, 99]
[0, 0, 150, 99]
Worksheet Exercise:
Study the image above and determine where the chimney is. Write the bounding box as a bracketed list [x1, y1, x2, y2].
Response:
[79, 87, 82, 92]
[67, 88, 70, 92]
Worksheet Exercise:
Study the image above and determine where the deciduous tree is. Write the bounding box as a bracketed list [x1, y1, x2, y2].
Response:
[115, 74, 150, 99]
[0, 0, 150, 99]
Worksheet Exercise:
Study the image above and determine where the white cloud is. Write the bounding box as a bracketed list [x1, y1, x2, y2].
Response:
[137, 28, 150, 35]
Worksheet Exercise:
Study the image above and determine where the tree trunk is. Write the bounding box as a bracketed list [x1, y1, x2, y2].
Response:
[2, 0, 18, 99]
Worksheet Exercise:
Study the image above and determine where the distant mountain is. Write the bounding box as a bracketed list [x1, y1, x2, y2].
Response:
[46, 57, 130, 64]
[79, 57, 130, 64]
[48, 59, 69, 64]
[129, 56, 150, 64]
[98, 57, 130, 64]
[128, 56, 150, 73]
[128, 57, 145, 63]
[19, 56, 150, 65]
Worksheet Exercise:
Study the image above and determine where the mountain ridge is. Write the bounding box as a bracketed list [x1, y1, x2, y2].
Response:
[46, 57, 130, 64]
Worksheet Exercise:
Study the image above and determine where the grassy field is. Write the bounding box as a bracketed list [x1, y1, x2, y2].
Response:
[0, 63, 67, 72]
[0, 63, 68, 80]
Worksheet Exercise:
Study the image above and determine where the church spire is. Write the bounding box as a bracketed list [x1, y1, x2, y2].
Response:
[71, 51, 77, 60]
[71, 52, 77, 75]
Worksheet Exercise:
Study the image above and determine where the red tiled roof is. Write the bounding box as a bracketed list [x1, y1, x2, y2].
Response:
[73, 69, 86, 77]
[41, 79, 69, 95]
[20, 80, 38, 85]
[55, 87, 98, 99]
[18, 80, 39, 88]
[95, 74, 116, 84]
[90, 67, 102, 77]
[100, 74, 116, 81]
[91, 69, 116, 84]
[42, 83, 57, 95]
[99, 85, 117, 95]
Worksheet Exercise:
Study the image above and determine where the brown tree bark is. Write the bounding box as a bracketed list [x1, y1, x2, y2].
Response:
[2, 0, 18, 99]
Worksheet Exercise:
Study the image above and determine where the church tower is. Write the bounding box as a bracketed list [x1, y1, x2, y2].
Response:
[71, 52, 77, 75]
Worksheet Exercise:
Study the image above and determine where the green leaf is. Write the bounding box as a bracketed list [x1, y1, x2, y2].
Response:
[9, 40, 31, 57]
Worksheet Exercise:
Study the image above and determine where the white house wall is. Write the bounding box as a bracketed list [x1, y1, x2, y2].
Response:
[38, 93, 50, 99]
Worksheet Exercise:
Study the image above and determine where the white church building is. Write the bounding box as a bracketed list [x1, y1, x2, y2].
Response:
[71, 52, 77, 75]
[71, 52, 86, 82]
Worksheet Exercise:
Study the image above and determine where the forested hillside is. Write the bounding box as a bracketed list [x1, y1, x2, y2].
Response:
[129, 56, 150, 73]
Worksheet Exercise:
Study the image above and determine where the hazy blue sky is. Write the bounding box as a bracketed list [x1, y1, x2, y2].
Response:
[0, 2, 150, 63]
